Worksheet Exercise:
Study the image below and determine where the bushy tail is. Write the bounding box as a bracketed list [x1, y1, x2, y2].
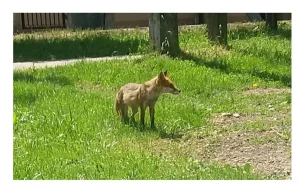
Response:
[115, 91, 123, 116]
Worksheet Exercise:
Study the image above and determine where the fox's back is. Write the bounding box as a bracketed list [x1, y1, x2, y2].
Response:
[121, 83, 141, 91]
[120, 83, 142, 106]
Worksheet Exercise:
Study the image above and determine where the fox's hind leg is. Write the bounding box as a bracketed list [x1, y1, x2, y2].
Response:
[121, 105, 129, 123]
[130, 106, 138, 125]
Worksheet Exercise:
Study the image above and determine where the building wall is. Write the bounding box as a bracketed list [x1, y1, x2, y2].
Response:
[13, 13, 292, 33]
[227, 13, 250, 23]
[112, 13, 257, 28]
[277, 13, 291, 20]
[112, 13, 291, 28]
[113, 13, 199, 28]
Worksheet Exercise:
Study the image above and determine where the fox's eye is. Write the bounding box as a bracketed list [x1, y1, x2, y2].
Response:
[169, 83, 175, 89]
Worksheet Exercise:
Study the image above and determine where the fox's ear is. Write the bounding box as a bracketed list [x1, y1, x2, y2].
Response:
[158, 71, 165, 80]
[164, 70, 168, 76]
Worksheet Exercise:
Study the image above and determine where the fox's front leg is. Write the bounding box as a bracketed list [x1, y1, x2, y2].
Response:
[149, 105, 155, 128]
[140, 104, 146, 127]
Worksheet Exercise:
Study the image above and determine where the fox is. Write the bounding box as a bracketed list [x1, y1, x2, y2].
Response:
[115, 70, 181, 128]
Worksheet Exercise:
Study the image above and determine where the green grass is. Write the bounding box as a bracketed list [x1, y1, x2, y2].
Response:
[13, 21, 291, 180]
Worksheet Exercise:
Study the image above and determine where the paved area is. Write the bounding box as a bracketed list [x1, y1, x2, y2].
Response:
[13, 55, 143, 70]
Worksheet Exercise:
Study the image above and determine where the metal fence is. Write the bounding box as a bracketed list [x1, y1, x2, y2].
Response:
[21, 13, 66, 29]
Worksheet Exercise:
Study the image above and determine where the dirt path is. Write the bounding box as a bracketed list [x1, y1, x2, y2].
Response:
[13, 55, 143, 70]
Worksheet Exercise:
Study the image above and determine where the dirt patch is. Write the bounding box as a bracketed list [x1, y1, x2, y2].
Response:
[147, 109, 291, 179]
[212, 110, 290, 127]
[209, 111, 291, 179]
[148, 130, 291, 179]
[242, 88, 291, 95]
[206, 130, 291, 179]
[213, 113, 261, 126]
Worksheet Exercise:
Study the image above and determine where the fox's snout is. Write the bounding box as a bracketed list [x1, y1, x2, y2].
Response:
[162, 86, 181, 95]
[173, 89, 181, 95]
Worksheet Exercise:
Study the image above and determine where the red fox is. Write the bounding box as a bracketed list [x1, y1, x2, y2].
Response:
[115, 71, 181, 128]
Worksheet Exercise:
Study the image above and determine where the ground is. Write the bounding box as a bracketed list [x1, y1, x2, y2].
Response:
[146, 88, 291, 179]
[208, 130, 291, 178]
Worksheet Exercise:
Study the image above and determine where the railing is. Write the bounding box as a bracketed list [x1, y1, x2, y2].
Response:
[21, 13, 66, 29]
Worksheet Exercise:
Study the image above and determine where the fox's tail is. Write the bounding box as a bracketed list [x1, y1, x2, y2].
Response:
[115, 91, 123, 116]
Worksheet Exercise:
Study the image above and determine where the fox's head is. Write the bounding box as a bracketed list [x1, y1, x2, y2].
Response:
[157, 70, 181, 95]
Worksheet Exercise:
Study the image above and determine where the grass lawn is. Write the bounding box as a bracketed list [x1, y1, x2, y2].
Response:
[13, 21, 291, 180]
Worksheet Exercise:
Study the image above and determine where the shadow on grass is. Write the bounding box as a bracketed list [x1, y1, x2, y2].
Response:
[125, 121, 184, 140]
[13, 91, 37, 106]
[266, 27, 291, 40]
[179, 50, 291, 87]
[14, 71, 73, 86]
[229, 25, 291, 64]
[235, 46, 291, 65]
[158, 130, 184, 140]
[13, 33, 148, 62]
[228, 23, 291, 41]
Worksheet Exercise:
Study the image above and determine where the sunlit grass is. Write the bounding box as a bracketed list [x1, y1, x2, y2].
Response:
[13, 21, 291, 180]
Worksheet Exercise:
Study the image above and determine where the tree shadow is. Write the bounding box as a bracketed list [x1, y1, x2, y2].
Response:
[228, 23, 291, 41]
[14, 33, 148, 62]
[13, 91, 37, 106]
[233, 40, 291, 65]
[179, 50, 291, 87]
[14, 71, 73, 86]
[265, 27, 291, 40]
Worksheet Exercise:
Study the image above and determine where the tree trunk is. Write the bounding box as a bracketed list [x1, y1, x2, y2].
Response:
[219, 13, 227, 46]
[206, 13, 219, 42]
[70, 13, 105, 29]
[206, 13, 228, 46]
[149, 13, 179, 57]
[266, 13, 278, 30]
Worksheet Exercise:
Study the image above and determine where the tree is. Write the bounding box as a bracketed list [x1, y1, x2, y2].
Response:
[206, 13, 219, 42]
[70, 13, 105, 29]
[149, 13, 179, 57]
[219, 13, 227, 46]
[205, 13, 228, 46]
[265, 13, 278, 30]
